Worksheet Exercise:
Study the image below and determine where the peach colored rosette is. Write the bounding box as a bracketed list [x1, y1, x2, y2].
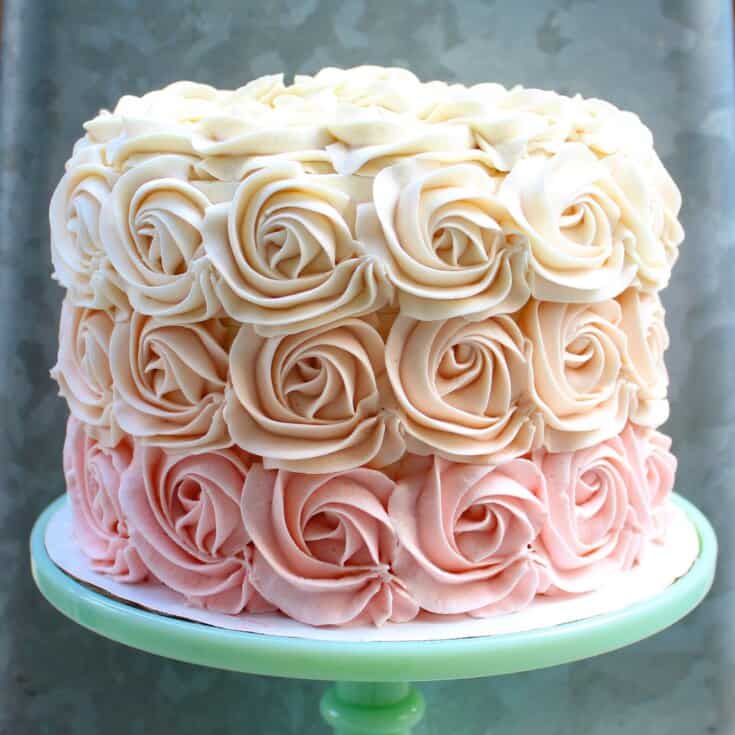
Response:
[50, 68, 684, 627]
[225, 318, 404, 473]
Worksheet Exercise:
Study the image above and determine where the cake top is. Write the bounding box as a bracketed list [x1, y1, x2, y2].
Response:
[57, 67, 683, 331]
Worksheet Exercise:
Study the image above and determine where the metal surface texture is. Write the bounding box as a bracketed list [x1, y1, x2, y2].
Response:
[2, 1, 734, 733]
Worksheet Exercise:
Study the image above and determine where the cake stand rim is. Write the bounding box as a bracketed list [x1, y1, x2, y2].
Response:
[30, 493, 717, 683]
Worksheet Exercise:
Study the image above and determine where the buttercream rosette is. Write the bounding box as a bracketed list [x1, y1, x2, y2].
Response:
[51, 67, 685, 628]
[203, 159, 392, 335]
[533, 424, 675, 593]
[50, 160, 129, 313]
[519, 298, 636, 452]
[241, 463, 418, 626]
[52, 299, 122, 447]
[356, 159, 529, 321]
[619, 423, 676, 540]
[119, 444, 269, 614]
[389, 455, 551, 616]
[499, 144, 668, 302]
[99, 155, 221, 322]
[110, 313, 235, 451]
[225, 317, 404, 473]
[64, 416, 146, 581]
[385, 314, 542, 464]
[618, 288, 670, 426]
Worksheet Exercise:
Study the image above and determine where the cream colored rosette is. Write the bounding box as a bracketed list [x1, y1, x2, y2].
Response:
[519, 299, 636, 452]
[281, 67, 475, 175]
[110, 313, 234, 451]
[279, 66, 425, 112]
[99, 154, 222, 322]
[203, 160, 392, 335]
[225, 318, 404, 473]
[500, 143, 670, 301]
[326, 108, 473, 176]
[449, 86, 578, 171]
[385, 314, 542, 464]
[85, 79, 333, 166]
[50, 161, 128, 312]
[357, 159, 530, 320]
[646, 152, 685, 266]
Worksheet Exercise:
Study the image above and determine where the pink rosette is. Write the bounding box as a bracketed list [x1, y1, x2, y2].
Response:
[241, 463, 419, 626]
[389, 455, 550, 617]
[52, 299, 122, 447]
[63, 416, 146, 581]
[620, 423, 676, 540]
[119, 445, 265, 614]
[534, 433, 649, 593]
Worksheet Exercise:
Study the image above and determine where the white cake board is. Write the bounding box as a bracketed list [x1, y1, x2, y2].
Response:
[45, 500, 698, 643]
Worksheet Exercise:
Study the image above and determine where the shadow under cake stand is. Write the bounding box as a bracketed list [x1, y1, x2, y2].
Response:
[30, 494, 717, 735]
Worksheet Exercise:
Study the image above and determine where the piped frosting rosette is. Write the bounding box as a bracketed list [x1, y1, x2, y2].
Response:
[51, 67, 684, 627]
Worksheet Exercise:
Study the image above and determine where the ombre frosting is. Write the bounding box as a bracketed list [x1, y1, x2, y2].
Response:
[52, 67, 684, 627]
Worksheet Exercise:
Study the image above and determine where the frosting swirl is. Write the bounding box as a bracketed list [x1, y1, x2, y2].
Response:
[357, 159, 529, 320]
[99, 155, 220, 321]
[120, 444, 265, 613]
[570, 97, 653, 158]
[50, 162, 128, 312]
[282, 66, 424, 113]
[226, 318, 404, 473]
[242, 463, 418, 626]
[386, 314, 541, 463]
[618, 288, 669, 426]
[620, 423, 676, 540]
[500, 143, 667, 301]
[64, 417, 146, 581]
[110, 313, 234, 451]
[203, 160, 391, 335]
[520, 299, 635, 452]
[327, 109, 474, 176]
[52, 299, 121, 446]
[534, 433, 648, 593]
[390, 455, 550, 616]
[466, 87, 577, 171]
[647, 152, 684, 266]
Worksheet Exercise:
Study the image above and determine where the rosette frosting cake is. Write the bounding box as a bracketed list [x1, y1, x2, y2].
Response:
[51, 67, 683, 627]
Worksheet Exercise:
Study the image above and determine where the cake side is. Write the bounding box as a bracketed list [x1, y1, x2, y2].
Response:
[50, 67, 683, 627]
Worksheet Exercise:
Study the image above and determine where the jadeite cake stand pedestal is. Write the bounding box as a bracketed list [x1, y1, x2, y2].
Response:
[30, 495, 716, 735]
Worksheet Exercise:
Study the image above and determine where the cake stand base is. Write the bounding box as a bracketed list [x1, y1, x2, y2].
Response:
[321, 682, 425, 735]
[30, 494, 716, 735]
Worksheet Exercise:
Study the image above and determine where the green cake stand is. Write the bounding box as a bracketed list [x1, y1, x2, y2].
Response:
[30, 494, 716, 735]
